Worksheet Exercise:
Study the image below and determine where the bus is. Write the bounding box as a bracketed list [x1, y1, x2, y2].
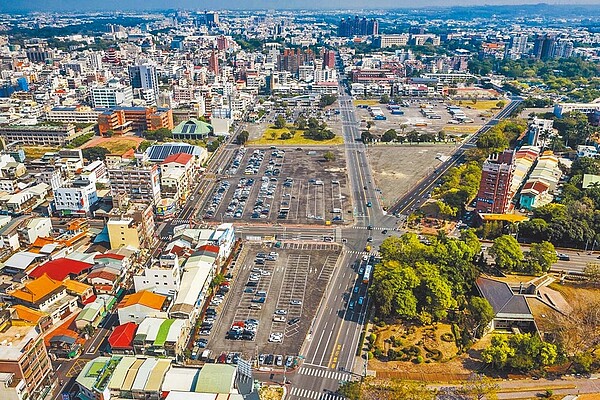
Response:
[363, 264, 373, 284]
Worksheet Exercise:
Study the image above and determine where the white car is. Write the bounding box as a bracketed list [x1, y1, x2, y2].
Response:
[269, 333, 283, 343]
[273, 315, 286, 322]
[275, 309, 288, 315]
[290, 300, 302, 305]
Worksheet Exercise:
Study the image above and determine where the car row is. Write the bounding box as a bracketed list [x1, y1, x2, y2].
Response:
[204, 180, 231, 219]
[244, 149, 264, 175]
[227, 319, 259, 341]
[217, 352, 242, 364]
[227, 147, 247, 175]
[258, 354, 296, 368]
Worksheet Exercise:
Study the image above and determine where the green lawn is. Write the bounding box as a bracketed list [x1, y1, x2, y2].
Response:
[249, 125, 343, 146]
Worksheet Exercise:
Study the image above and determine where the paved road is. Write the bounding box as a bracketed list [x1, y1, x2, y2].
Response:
[387, 96, 523, 217]
[286, 80, 399, 399]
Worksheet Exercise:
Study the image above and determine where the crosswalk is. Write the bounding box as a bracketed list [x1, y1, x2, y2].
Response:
[298, 366, 353, 382]
[351, 226, 388, 231]
[171, 218, 192, 226]
[289, 387, 344, 400]
[344, 250, 380, 257]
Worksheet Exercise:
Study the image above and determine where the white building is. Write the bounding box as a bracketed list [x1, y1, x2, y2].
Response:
[46, 106, 101, 124]
[91, 79, 134, 108]
[53, 177, 98, 216]
[133, 253, 181, 297]
[377, 34, 409, 48]
[554, 102, 600, 118]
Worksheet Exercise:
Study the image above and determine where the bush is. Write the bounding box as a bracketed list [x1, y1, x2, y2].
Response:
[373, 347, 384, 359]
[368, 333, 377, 343]
[388, 348, 400, 361]
[367, 351, 373, 360]
[405, 346, 421, 357]
[414, 355, 424, 364]
[440, 333, 454, 342]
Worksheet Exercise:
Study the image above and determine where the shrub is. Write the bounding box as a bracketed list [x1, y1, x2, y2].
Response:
[368, 333, 377, 343]
[440, 333, 454, 342]
[373, 347, 384, 359]
[414, 355, 424, 364]
[388, 348, 399, 361]
[367, 351, 373, 360]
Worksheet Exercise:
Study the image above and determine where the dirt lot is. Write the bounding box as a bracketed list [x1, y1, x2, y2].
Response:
[366, 144, 456, 208]
[201, 146, 352, 225]
[81, 135, 144, 153]
[205, 243, 341, 363]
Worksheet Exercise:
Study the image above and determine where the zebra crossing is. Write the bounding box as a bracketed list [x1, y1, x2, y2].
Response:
[289, 387, 344, 400]
[351, 226, 388, 231]
[344, 250, 380, 257]
[171, 218, 192, 226]
[298, 366, 353, 382]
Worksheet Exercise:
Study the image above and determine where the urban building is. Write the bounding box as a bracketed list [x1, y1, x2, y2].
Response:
[97, 106, 173, 136]
[337, 16, 379, 37]
[128, 64, 159, 105]
[53, 177, 98, 216]
[117, 290, 170, 325]
[375, 34, 410, 48]
[107, 163, 161, 205]
[90, 79, 133, 108]
[475, 150, 515, 214]
[46, 106, 101, 124]
[0, 124, 89, 146]
[133, 253, 181, 296]
[0, 310, 54, 400]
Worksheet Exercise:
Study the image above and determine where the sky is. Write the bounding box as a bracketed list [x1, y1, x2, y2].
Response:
[1, 0, 600, 12]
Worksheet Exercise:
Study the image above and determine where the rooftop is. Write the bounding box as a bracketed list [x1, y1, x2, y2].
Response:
[0, 324, 41, 361]
[119, 290, 167, 311]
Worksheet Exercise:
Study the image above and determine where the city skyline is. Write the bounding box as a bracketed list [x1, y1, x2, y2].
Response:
[2, 0, 600, 12]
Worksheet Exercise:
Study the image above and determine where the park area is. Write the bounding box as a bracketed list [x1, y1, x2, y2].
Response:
[248, 125, 343, 146]
[365, 321, 477, 380]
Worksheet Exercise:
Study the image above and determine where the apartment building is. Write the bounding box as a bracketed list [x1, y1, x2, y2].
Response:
[475, 150, 515, 214]
[133, 253, 180, 296]
[46, 106, 101, 124]
[0, 311, 54, 400]
[53, 177, 98, 217]
[107, 163, 161, 205]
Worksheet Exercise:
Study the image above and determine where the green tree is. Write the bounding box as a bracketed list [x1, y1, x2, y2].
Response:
[381, 129, 398, 142]
[380, 94, 390, 104]
[337, 381, 360, 400]
[323, 151, 335, 162]
[274, 115, 286, 129]
[418, 264, 457, 321]
[361, 131, 373, 143]
[482, 334, 557, 371]
[82, 146, 110, 161]
[525, 241, 558, 273]
[138, 140, 153, 152]
[467, 297, 495, 338]
[489, 235, 524, 271]
[295, 116, 307, 130]
[583, 263, 600, 286]
[496, 100, 506, 109]
[237, 130, 249, 145]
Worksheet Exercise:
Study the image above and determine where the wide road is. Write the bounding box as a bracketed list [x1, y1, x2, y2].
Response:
[287, 79, 399, 399]
[387, 96, 523, 217]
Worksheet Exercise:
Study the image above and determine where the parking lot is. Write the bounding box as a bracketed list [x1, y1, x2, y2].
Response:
[204, 243, 342, 366]
[354, 99, 489, 139]
[201, 147, 351, 225]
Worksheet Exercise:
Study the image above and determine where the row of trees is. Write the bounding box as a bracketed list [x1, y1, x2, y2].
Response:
[432, 162, 482, 216]
[467, 119, 528, 163]
[361, 129, 446, 144]
[489, 235, 558, 275]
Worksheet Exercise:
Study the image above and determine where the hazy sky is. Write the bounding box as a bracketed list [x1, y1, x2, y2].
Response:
[2, 0, 600, 12]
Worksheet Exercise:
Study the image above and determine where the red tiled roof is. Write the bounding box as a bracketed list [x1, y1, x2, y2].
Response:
[108, 322, 137, 349]
[198, 244, 220, 255]
[29, 258, 93, 281]
[94, 253, 125, 261]
[87, 269, 118, 281]
[162, 152, 194, 165]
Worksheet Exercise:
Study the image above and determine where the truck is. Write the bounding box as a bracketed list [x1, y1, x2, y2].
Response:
[391, 110, 404, 115]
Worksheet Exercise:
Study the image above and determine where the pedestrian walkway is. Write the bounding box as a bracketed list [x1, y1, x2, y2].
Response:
[288, 387, 344, 400]
[297, 366, 353, 382]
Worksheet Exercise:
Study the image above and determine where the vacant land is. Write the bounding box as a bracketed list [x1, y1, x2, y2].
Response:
[366, 145, 456, 208]
[451, 99, 506, 111]
[353, 99, 380, 106]
[23, 146, 60, 159]
[248, 125, 343, 146]
[442, 125, 482, 135]
[82, 136, 144, 153]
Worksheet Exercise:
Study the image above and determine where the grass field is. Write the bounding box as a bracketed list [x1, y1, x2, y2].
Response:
[451, 100, 505, 111]
[353, 99, 380, 106]
[248, 126, 344, 146]
[442, 125, 482, 134]
[83, 137, 144, 154]
[23, 146, 59, 159]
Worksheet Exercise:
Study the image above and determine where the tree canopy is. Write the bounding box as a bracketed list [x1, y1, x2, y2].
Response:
[482, 334, 557, 371]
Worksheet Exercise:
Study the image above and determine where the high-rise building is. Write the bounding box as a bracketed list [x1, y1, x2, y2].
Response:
[208, 49, 219, 75]
[128, 64, 159, 104]
[90, 79, 133, 108]
[504, 34, 529, 60]
[278, 48, 315, 75]
[337, 16, 379, 37]
[322, 49, 336, 69]
[533, 34, 557, 60]
[216, 35, 228, 51]
[475, 150, 515, 214]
